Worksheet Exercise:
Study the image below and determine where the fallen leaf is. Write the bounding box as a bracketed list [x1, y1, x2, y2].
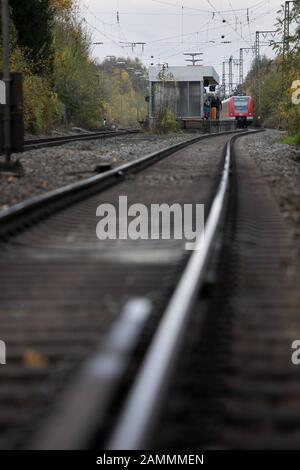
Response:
[23, 349, 49, 368]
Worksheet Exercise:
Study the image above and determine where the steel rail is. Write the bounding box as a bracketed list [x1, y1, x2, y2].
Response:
[0, 129, 246, 239]
[23, 129, 140, 150]
[107, 130, 264, 450]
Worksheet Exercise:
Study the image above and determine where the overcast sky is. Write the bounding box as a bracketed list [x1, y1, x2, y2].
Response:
[79, 0, 284, 82]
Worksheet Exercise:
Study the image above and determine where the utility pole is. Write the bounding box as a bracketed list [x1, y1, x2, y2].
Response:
[282, 1, 295, 92]
[222, 61, 226, 99]
[229, 56, 233, 96]
[1, 0, 11, 163]
[227, 56, 240, 95]
[239, 48, 243, 86]
[255, 31, 261, 118]
[183, 52, 203, 66]
[239, 47, 254, 85]
[255, 30, 277, 118]
[222, 57, 239, 98]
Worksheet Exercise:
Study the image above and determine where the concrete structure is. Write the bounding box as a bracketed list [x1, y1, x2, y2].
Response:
[148, 65, 219, 124]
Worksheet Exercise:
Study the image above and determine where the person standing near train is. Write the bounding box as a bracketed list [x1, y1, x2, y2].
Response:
[215, 96, 222, 120]
[203, 97, 211, 120]
[210, 96, 217, 120]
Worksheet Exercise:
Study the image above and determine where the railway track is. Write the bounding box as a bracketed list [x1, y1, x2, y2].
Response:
[1, 128, 299, 450]
[151, 134, 300, 450]
[23, 129, 140, 151]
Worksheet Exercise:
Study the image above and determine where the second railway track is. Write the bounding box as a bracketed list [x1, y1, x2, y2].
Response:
[23, 128, 140, 151]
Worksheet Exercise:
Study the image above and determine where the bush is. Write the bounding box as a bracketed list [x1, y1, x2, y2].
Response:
[23, 74, 64, 132]
[155, 108, 180, 134]
[281, 133, 300, 146]
[263, 113, 281, 129]
[7, 47, 64, 133]
[52, 20, 105, 128]
[244, 53, 300, 134]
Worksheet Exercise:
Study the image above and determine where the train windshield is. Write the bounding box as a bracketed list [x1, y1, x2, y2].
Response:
[233, 96, 249, 113]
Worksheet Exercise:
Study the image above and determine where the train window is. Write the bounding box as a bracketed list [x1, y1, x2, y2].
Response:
[233, 96, 249, 113]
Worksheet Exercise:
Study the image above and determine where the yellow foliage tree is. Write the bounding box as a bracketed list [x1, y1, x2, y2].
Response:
[50, 0, 74, 13]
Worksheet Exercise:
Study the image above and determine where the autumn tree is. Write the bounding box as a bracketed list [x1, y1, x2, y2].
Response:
[273, 0, 300, 135]
[2, 0, 146, 132]
[96, 57, 148, 126]
[52, 15, 104, 126]
[9, 0, 54, 72]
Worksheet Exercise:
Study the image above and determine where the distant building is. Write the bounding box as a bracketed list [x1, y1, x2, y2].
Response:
[148, 65, 219, 124]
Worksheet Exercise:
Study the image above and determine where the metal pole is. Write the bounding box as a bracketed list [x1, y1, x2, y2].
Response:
[239, 47, 255, 87]
[222, 61, 226, 98]
[229, 56, 233, 96]
[1, 0, 11, 162]
[239, 48, 243, 85]
[282, 1, 294, 93]
[254, 30, 277, 117]
[255, 31, 261, 118]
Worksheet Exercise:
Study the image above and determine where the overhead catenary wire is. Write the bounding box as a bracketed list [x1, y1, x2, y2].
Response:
[206, 0, 253, 46]
[151, 0, 273, 14]
[81, 0, 284, 82]
[84, 0, 281, 17]
[146, 8, 275, 47]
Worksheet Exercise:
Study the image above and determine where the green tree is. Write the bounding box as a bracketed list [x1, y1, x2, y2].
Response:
[273, 0, 300, 135]
[9, 0, 54, 72]
[2, 1, 147, 132]
[95, 57, 148, 126]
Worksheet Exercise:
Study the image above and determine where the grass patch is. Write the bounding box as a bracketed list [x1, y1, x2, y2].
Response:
[281, 133, 300, 146]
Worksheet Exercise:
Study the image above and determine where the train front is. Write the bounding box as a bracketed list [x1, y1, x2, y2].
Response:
[232, 95, 253, 128]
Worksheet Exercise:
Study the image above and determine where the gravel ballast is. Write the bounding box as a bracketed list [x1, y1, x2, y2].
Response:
[237, 129, 300, 245]
[1, 129, 300, 242]
[0, 133, 197, 210]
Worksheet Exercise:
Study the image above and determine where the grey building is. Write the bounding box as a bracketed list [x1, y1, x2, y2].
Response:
[148, 65, 219, 124]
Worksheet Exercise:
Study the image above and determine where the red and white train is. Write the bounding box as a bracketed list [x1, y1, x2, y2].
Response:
[221, 95, 253, 128]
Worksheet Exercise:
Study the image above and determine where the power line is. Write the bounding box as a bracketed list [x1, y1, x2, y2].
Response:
[82, 18, 124, 51]
[82, 0, 283, 84]
[86, 0, 280, 17]
[81, 2, 116, 28]
[146, 8, 274, 47]
[151, 0, 272, 14]
[206, 0, 253, 46]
